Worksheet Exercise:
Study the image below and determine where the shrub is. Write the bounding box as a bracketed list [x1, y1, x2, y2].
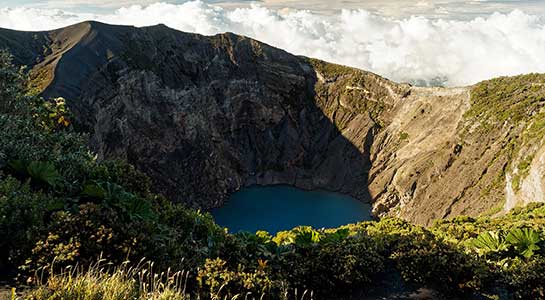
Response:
[271, 229, 384, 296]
[366, 218, 487, 292]
[503, 257, 545, 299]
[390, 235, 487, 292]
[152, 199, 228, 272]
[88, 160, 152, 197]
[20, 203, 156, 277]
[0, 175, 53, 272]
[197, 258, 279, 299]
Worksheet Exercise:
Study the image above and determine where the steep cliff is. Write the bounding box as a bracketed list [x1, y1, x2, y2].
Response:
[369, 75, 545, 225]
[1, 21, 544, 225]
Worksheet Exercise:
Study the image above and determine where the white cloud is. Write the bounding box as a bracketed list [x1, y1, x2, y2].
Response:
[1, 1, 545, 86]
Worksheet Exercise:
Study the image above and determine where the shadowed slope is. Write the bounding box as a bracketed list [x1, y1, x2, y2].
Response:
[1, 21, 404, 211]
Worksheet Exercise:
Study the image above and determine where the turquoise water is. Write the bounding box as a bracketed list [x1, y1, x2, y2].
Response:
[211, 185, 372, 234]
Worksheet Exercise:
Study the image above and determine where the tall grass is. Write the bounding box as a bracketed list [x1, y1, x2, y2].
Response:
[25, 259, 189, 300]
[21, 259, 312, 300]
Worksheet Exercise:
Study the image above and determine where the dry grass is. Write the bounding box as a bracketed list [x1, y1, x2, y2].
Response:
[13, 259, 313, 300]
[23, 259, 190, 300]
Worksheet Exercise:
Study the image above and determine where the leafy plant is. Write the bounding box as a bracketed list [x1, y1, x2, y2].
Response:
[468, 231, 508, 257]
[7, 160, 27, 174]
[82, 181, 154, 220]
[292, 227, 321, 247]
[320, 228, 350, 244]
[81, 182, 107, 199]
[7, 160, 61, 187]
[505, 228, 542, 258]
[27, 161, 61, 186]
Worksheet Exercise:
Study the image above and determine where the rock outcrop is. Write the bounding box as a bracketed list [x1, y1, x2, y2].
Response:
[1, 21, 544, 225]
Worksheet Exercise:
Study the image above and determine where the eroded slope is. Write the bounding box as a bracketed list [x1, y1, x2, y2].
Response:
[371, 75, 545, 224]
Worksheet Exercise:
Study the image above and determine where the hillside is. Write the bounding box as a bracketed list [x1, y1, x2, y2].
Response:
[1, 21, 545, 225]
[1, 22, 545, 300]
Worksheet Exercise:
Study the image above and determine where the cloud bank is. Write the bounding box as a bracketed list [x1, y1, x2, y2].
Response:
[1, 1, 545, 86]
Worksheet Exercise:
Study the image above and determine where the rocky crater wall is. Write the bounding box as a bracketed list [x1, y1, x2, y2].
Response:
[3, 21, 545, 225]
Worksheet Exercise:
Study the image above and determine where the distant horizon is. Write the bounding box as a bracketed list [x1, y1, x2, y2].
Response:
[2, 0, 545, 19]
[1, 1, 545, 86]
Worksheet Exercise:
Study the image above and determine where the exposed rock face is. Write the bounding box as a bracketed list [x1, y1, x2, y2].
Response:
[369, 75, 545, 225]
[369, 87, 473, 224]
[0, 21, 407, 209]
[1, 21, 544, 225]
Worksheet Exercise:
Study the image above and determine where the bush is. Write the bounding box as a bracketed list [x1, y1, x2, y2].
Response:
[152, 199, 228, 272]
[0, 175, 53, 273]
[502, 257, 545, 299]
[88, 160, 152, 197]
[362, 218, 487, 292]
[390, 235, 487, 292]
[20, 203, 156, 277]
[276, 231, 384, 295]
[197, 258, 279, 299]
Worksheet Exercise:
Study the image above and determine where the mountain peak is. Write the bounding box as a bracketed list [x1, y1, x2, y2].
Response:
[1, 22, 326, 100]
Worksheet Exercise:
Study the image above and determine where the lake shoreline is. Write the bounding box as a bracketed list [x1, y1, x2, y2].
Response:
[211, 185, 373, 234]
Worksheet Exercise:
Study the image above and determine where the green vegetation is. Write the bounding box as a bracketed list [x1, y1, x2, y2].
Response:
[512, 155, 535, 191]
[27, 67, 53, 95]
[463, 74, 545, 195]
[306, 58, 355, 79]
[1, 51, 545, 299]
[0, 50, 227, 279]
[26, 261, 191, 300]
[465, 73, 545, 125]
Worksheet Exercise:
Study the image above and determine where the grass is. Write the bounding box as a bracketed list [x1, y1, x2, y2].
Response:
[512, 154, 535, 191]
[17, 259, 314, 300]
[25, 259, 190, 300]
[305, 58, 355, 79]
[465, 73, 545, 126]
[27, 67, 53, 95]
